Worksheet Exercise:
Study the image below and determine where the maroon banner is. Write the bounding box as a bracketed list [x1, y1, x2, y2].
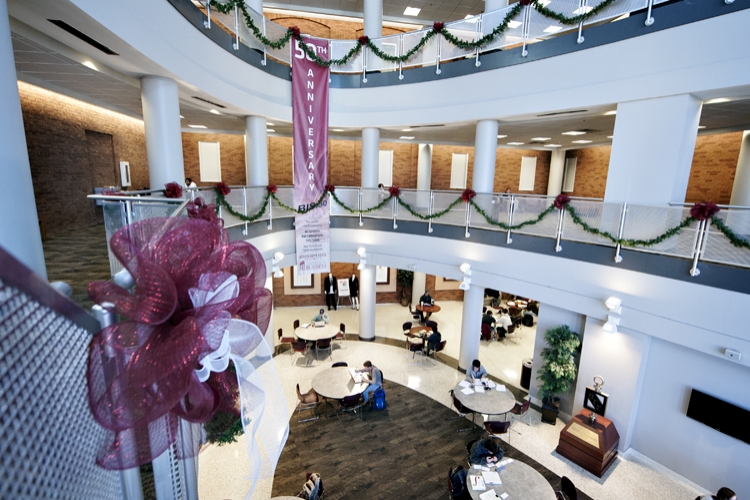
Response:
[292, 36, 330, 275]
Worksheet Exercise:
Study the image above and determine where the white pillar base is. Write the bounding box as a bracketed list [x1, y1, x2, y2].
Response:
[358, 265, 376, 341]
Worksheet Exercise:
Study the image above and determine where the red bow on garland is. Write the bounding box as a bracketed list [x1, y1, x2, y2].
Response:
[553, 194, 571, 210]
[388, 186, 401, 197]
[689, 202, 720, 221]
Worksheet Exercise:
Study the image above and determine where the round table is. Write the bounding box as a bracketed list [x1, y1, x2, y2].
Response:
[295, 324, 339, 342]
[416, 303, 441, 314]
[312, 366, 368, 400]
[454, 382, 516, 416]
[467, 459, 556, 500]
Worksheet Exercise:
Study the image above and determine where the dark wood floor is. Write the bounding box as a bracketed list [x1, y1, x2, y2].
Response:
[272, 379, 592, 500]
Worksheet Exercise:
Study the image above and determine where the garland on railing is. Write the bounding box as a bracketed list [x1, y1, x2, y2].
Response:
[211, 184, 749, 251]
[207, 0, 621, 68]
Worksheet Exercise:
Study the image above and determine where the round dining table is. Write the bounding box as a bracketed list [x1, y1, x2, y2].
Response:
[416, 303, 441, 314]
[453, 382, 516, 416]
[312, 366, 368, 400]
[295, 324, 339, 342]
[467, 459, 556, 500]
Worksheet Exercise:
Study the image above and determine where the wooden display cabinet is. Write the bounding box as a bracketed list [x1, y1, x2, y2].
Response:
[556, 408, 620, 478]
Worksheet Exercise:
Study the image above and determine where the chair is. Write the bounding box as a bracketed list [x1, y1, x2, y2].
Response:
[316, 338, 332, 361]
[448, 390, 475, 432]
[304, 472, 324, 499]
[408, 303, 421, 321]
[480, 323, 492, 343]
[295, 383, 319, 423]
[428, 340, 446, 359]
[293, 319, 300, 330]
[483, 420, 511, 450]
[277, 328, 295, 356]
[334, 323, 346, 350]
[426, 320, 438, 331]
[291, 340, 310, 365]
[504, 324, 519, 344]
[510, 399, 532, 433]
[331, 361, 348, 368]
[559, 476, 578, 500]
[337, 394, 364, 422]
[408, 338, 425, 359]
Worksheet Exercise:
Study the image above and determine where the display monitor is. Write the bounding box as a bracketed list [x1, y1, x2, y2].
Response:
[686, 389, 750, 445]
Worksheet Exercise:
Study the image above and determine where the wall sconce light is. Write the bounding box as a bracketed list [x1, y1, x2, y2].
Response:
[271, 252, 284, 278]
[459, 263, 472, 290]
[357, 247, 367, 270]
[602, 314, 620, 333]
[605, 296, 622, 314]
[603, 296, 622, 333]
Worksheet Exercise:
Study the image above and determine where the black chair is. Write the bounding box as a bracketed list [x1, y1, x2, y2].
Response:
[560, 476, 578, 500]
[409, 338, 425, 359]
[295, 383, 319, 423]
[334, 323, 346, 350]
[448, 390, 475, 432]
[291, 341, 310, 365]
[504, 323, 519, 344]
[426, 320, 438, 331]
[483, 420, 511, 450]
[277, 328, 295, 356]
[510, 399, 532, 433]
[293, 319, 300, 330]
[331, 361, 348, 368]
[337, 394, 364, 422]
[316, 338, 332, 361]
[428, 340, 446, 359]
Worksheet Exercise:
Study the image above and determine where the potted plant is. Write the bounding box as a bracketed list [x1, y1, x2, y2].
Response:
[536, 324, 580, 424]
[396, 269, 414, 307]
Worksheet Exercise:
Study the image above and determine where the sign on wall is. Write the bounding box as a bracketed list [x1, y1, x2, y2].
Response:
[292, 37, 330, 275]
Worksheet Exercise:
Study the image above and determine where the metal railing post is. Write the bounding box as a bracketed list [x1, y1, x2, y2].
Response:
[464, 200, 471, 238]
[614, 202, 627, 263]
[242, 187, 248, 235]
[554, 207, 564, 252]
[506, 195, 515, 244]
[262, 17, 267, 66]
[233, 5, 240, 49]
[125, 200, 134, 226]
[392, 196, 398, 229]
[204, 1, 211, 29]
[267, 192, 273, 230]
[475, 16, 482, 67]
[428, 191, 434, 233]
[577, 0, 587, 44]
[362, 46, 368, 83]
[398, 35, 404, 80]
[521, 4, 531, 57]
[690, 219, 708, 277]
[436, 31, 442, 75]
[645, 0, 655, 26]
[358, 188, 364, 226]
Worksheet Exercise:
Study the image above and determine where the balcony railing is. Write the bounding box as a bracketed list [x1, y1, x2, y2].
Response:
[190, 0, 673, 79]
[90, 186, 750, 278]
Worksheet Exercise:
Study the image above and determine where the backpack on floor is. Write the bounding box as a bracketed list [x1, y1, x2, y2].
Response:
[522, 314, 534, 327]
[372, 388, 386, 410]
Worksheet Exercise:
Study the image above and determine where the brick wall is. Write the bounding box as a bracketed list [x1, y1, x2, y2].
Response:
[425, 275, 464, 302]
[19, 82, 148, 235]
[564, 146, 610, 199]
[685, 132, 742, 204]
[266, 14, 406, 40]
[182, 132, 246, 186]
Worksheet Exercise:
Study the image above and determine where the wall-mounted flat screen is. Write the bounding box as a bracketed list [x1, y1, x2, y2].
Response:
[686, 389, 750, 445]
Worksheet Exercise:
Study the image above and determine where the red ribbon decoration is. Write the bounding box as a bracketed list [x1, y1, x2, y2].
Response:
[164, 182, 183, 198]
[388, 186, 401, 197]
[289, 26, 301, 37]
[461, 189, 476, 202]
[266, 184, 278, 194]
[216, 182, 231, 196]
[554, 194, 571, 210]
[690, 202, 720, 221]
[357, 35, 369, 45]
[325, 184, 336, 192]
[433, 22, 445, 33]
[187, 197, 221, 225]
[87, 217, 272, 469]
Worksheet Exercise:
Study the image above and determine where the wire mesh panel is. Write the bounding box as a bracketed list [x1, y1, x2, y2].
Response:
[329, 187, 360, 217]
[480, 5, 526, 52]
[270, 186, 295, 220]
[512, 196, 559, 238]
[621, 205, 698, 259]
[330, 40, 363, 73]
[219, 188, 246, 228]
[431, 191, 468, 227]
[583, 0, 648, 25]
[702, 210, 750, 269]
[265, 20, 292, 65]
[469, 193, 511, 231]
[360, 188, 393, 220]
[131, 200, 183, 221]
[401, 30, 438, 69]
[526, 0, 580, 42]
[440, 19, 478, 62]
[209, 5, 239, 39]
[367, 35, 400, 72]
[244, 186, 272, 222]
[237, 6, 266, 52]
[0, 281, 121, 500]
[102, 201, 127, 277]
[395, 189, 432, 224]
[562, 200, 621, 247]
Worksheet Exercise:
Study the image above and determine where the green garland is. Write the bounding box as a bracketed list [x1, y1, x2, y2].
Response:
[470, 200, 557, 231]
[270, 190, 328, 214]
[215, 191, 271, 222]
[211, 0, 294, 50]
[711, 216, 750, 250]
[438, 3, 523, 51]
[532, 0, 619, 25]
[397, 196, 464, 220]
[329, 191, 394, 213]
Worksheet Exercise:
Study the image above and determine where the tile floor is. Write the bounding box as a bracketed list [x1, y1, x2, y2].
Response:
[197, 303, 706, 500]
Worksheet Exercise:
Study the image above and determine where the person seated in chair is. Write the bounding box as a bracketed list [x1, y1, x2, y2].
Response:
[423, 325, 442, 355]
[496, 309, 512, 340]
[469, 438, 502, 467]
[418, 289, 434, 323]
[481, 310, 496, 333]
[311, 308, 329, 324]
[466, 359, 488, 382]
[356, 360, 383, 404]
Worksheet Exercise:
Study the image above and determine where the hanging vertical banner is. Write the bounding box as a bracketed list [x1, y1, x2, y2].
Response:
[292, 36, 330, 275]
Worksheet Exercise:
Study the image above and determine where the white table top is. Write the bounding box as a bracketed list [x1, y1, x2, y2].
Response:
[454, 382, 516, 416]
[467, 459, 556, 500]
[295, 324, 340, 341]
[312, 366, 368, 400]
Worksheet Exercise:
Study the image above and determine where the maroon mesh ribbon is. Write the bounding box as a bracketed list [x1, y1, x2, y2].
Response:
[87, 217, 271, 470]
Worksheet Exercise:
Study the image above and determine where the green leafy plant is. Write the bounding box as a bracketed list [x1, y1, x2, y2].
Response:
[536, 325, 580, 403]
[396, 269, 414, 305]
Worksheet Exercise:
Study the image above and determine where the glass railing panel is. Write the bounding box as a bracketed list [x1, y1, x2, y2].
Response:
[470, 193, 511, 230]
[102, 201, 127, 277]
[331, 40, 363, 73]
[562, 200, 621, 247]
[210, 6, 239, 38]
[440, 19, 478, 62]
[480, 5, 526, 52]
[401, 29, 438, 69]
[512, 196, 559, 238]
[367, 35, 400, 73]
[329, 187, 359, 217]
[583, 0, 649, 25]
[702, 209, 750, 269]
[431, 191, 468, 227]
[361, 187, 393, 219]
[270, 186, 294, 219]
[526, 0, 580, 42]
[265, 20, 292, 65]
[621, 205, 698, 259]
[218, 188, 246, 228]
[131, 200, 183, 221]
[395, 189, 432, 223]
[237, 6, 265, 52]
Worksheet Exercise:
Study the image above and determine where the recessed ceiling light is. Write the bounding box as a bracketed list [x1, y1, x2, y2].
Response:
[267, 122, 275, 126]
[331, 128, 345, 132]
[543, 26, 563, 34]
[532, 137, 551, 141]
[604, 110, 617, 115]
[546, 144, 562, 147]
[705, 98, 730, 104]
[497, 135, 507, 139]
[508, 21, 522, 29]
[188, 124, 207, 129]
[210, 109, 221, 115]
[464, 15, 478, 23]
[400, 136, 415, 140]
[539, 0, 551, 5]
[267, 129, 276, 133]
[402, 128, 413, 132]
[607, 135, 614, 139]
[180, 115, 185, 119]
[572, 140, 592, 144]
[82, 61, 97, 71]
[507, 142, 524, 146]
[573, 6, 593, 14]
[698, 125, 706, 129]
[562, 131, 586, 136]
[404, 7, 421, 16]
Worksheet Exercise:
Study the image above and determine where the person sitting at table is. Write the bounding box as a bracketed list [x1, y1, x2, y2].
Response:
[466, 359, 488, 382]
[496, 309, 512, 340]
[481, 310, 496, 333]
[311, 308, 329, 324]
[469, 438, 503, 467]
[423, 325, 442, 355]
[418, 289, 434, 323]
[697, 487, 736, 500]
[356, 360, 383, 404]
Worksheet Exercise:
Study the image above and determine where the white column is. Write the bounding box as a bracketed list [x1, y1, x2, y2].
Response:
[605, 94, 702, 204]
[0, 0, 46, 279]
[141, 76, 185, 190]
[245, 115, 268, 186]
[484, 0, 509, 13]
[363, 0, 383, 39]
[730, 131, 750, 207]
[411, 272, 426, 307]
[358, 265, 376, 341]
[458, 284, 483, 371]
[361, 127, 380, 188]
[245, 0, 263, 15]
[547, 150, 566, 196]
[472, 120, 499, 193]
[416, 144, 433, 190]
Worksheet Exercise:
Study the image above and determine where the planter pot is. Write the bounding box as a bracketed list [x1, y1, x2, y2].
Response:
[541, 396, 561, 424]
